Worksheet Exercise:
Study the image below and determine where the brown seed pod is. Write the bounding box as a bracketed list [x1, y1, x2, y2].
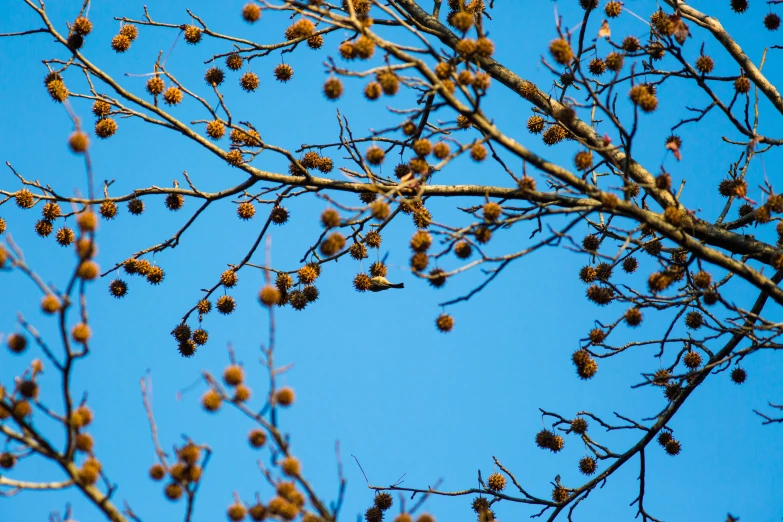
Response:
[731, 367, 747, 384]
[486, 473, 505, 492]
[549, 38, 574, 65]
[275, 386, 295, 406]
[243, 3, 262, 23]
[109, 279, 128, 298]
[435, 313, 454, 332]
[163, 86, 184, 105]
[183, 25, 202, 44]
[274, 63, 294, 82]
[217, 295, 236, 315]
[111, 34, 131, 52]
[353, 273, 372, 292]
[204, 67, 225, 86]
[92, 100, 111, 118]
[226, 53, 243, 70]
[201, 389, 222, 412]
[120, 24, 138, 41]
[579, 456, 597, 475]
[323, 78, 343, 100]
[270, 206, 289, 224]
[95, 118, 118, 138]
[146, 76, 165, 96]
[146, 266, 165, 285]
[69, 132, 89, 153]
[35, 220, 53, 237]
[410, 252, 429, 272]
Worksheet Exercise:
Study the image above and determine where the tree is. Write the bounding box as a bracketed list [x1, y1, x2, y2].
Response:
[1, 0, 782, 521]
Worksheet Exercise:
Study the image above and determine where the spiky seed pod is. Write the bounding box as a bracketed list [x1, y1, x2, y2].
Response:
[204, 67, 225, 87]
[234, 201, 256, 221]
[339, 41, 357, 60]
[734, 76, 751, 93]
[365, 231, 382, 249]
[480, 202, 501, 222]
[354, 272, 372, 292]
[589, 328, 606, 344]
[226, 53, 243, 70]
[577, 358, 599, 379]
[364, 146, 385, 166]
[320, 232, 346, 256]
[258, 285, 281, 307]
[604, 1, 622, 17]
[194, 299, 211, 316]
[428, 268, 447, 288]
[524, 115, 545, 135]
[683, 351, 702, 369]
[410, 252, 429, 272]
[475, 37, 494, 58]
[470, 144, 487, 162]
[41, 294, 61, 314]
[568, 417, 587, 435]
[696, 55, 715, 74]
[223, 365, 244, 387]
[146, 266, 165, 285]
[274, 63, 294, 83]
[242, 3, 262, 23]
[629, 85, 658, 112]
[281, 456, 300, 477]
[146, 76, 165, 96]
[451, 10, 474, 32]
[376, 70, 399, 95]
[275, 272, 294, 292]
[249, 504, 267, 521]
[364, 507, 383, 522]
[371, 492, 393, 512]
[240, 72, 260, 92]
[95, 118, 118, 139]
[201, 389, 222, 412]
[455, 38, 477, 57]
[574, 151, 593, 171]
[35, 219, 53, 237]
[664, 383, 681, 401]
[220, 269, 238, 288]
[652, 369, 671, 387]
[765, 13, 781, 30]
[276, 386, 295, 406]
[579, 0, 598, 8]
[542, 125, 567, 145]
[285, 18, 316, 40]
[665, 439, 681, 456]
[579, 266, 597, 284]
[552, 486, 569, 503]
[12, 400, 32, 417]
[691, 271, 711, 289]
[483, 472, 505, 492]
[247, 428, 268, 449]
[109, 279, 128, 298]
[74, 432, 94, 453]
[731, 0, 749, 13]
[369, 261, 388, 278]
[549, 38, 574, 65]
[77, 458, 102, 485]
[579, 456, 597, 475]
[111, 34, 131, 52]
[450, 241, 471, 260]
[371, 200, 390, 221]
[165, 482, 184, 501]
[0, 452, 16, 470]
[77, 261, 99, 281]
[183, 25, 202, 44]
[588, 58, 606, 76]
[45, 78, 68, 104]
[119, 23, 138, 41]
[625, 307, 643, 327]
[191, 328, 208, 346]
[685, 310, 703, 329]
[69, 131, 89, 153]
[307, 34, 324, 49]
[731, 367, 747, 384]
[643, 239, 662, 257]
[364, 82, 382, 100]
[738, 203, 754, 218]
[227, 503, 247, 522]
[604, 52, 624, 72]
[302, 285, 319, 303]
[581, 234, 600, 251]
[178, 340, 197, 357]
[456, 114, 471, 129]
[202, 120, 225, 141]
[55, 227, 75, 246]
[172, 323, 192, 344]
[409, 157, 428, 175]
[657, 431, 673, 448]
[270, 206, 289, 224]
[323, 78, 343, 99]
[72, 16, 93, 36]
[93, 100, 111, 117]
[656, 172, 673, 191]
[216, 295, 236, 315]
[162, 86, 184, 106]
[435, 313, 454, 333]
[297, 265, 319, 285]
[162, 193, 184, 212]
[406, 231, 432, 254]
[474, 226, 492, 244]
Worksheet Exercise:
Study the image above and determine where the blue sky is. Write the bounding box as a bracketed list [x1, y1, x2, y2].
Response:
[1, 1, 782, 521]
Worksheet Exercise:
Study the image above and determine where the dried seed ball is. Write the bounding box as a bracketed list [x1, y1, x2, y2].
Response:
[486, 472, 505, 491]
[734, 76, 751, 94]
[604, 0, 622, 17]
[77, 260, 99, 280]
[371, 200, 390, 221]
[70, 323, 91, 345]
[526, 115, 546, 134]
[474, 37, 494, 59]
[450, 241, 472, 260]
[0, 452, 16, 470]
[146, 266, 165, 285]
[178, 340, 197, 357]
[12, 400, 32, 418]
[35, 219, 53, 237]
[620, 36, 641, 53]
[579, 0, 598, 8]
[542, 125, 567, 145]
[320, 232, 346, 256]
[573, 150, 594, 171]
[76, 211, 98, 233]
[225, 54, 244, 72]
[165, 482, 184, 501]
[549, 38, 574, 65]
[54, 227, 75, 246]
[69, 130, 89, 153]
[192, 328, 208, 346]
[276, 386, 295, 406]
[367, 261, 387, 279]
[428, 268, 447, 288]
[237, 71, 261, 93]
[321, 76, 345, 101]
[172, 323, 192, 343]
[727, 366, 749, 386]
[370, 492, 393, 512]
[297, 265, 318, 285]
[689, 271, 712, 290]
[472, 225, 491, 244]
[365, 507, 383, 522]
[409, 252, 428, 272]
[109, 279, 128, 298]
[249, 504, 267, 522]
[220, 269, 239, 288]
[148, 463, 166, 481]
[223, 365, 244, 387]
[738, 203, 754, 219]
[552, 486, 569, 503]
[576, 456, 597, 475]
[695, 55, 715, 74]
[579, 266, 597, 283]
[246, 428, 269, 449]
[588, 58, 606, 76]
[450, 10, 474, 32]
[685, 310, 703, 329]
[95, 117, 118, 139]
[40, 294, 61, 315]
[683, 350, 702, 369]
[376, 70, 399, 95]
[233, 201, 256, 222]
[71, 16, 93, 37]
[765, 13, 781, 30]
[434, 313, 454, 333]
[300, 285, 318, 303]
[354, 272, 372, 292]
[731, 0, 749, 13]
[259, 285, 281, 307]
[217, 295, 236, 315]
[365, 231, 382, 249]
[109, 33, 132, 53]
[270, 206, 289, 224]
[353, 36, 376, 59]
[226, 150, 245, 167]
[482, 202, 502, 222]
[409, 157, 429, 175]
[18, 379, 38, 399]
[665, 439, 681, 456]
[146, 76, 165, 96]
[243, 3, 262, 23]
[587, 328, 606, 346]
[408, 230, 432, 253]
[363, 81, 382, 101]
[226, 502, 248, 522]
[196, 299, 212, 315]
[276, 272, 294, 292]
[204, 66, 225, 87]
[580, 234, 599, 252]
[629, 84, 658, 112]
[365, 146, 385, 165]
[162, 86, 183, 106]
[603, 52, 624, 73]
[307, 34, 324, 49]
[617, 257, 637, 276]
[280, 456, 300, 477]
[625, 307, 643, 327]
[91, 100, 111, 120]
[201, 389, 222, 412]
[202, 120, 225, 141]
[577, 359, 599, 380]
[274, 63, 294, 83]
[118, 23, 138, 41]
[182, 24, 202, 44]
[469, 143, 487, 162]
[77, 458, 102, 485]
